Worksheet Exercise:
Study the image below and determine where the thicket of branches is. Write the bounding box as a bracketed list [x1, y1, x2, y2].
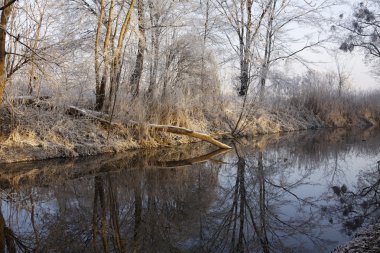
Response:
[0, 0, 379, 139]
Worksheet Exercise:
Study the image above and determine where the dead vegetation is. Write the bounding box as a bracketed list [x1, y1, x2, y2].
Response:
[0, 85, 379, 164]
[0, 2, 379, 252]
[0, 0, 378, 164]
[0, 96, 232, 163]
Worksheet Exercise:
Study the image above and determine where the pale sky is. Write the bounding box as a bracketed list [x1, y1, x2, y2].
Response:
[216, 0, 379, 93]
[289, 0, 379, 91]
[297, 45, 379, 91]
[324, 0, 378, 91]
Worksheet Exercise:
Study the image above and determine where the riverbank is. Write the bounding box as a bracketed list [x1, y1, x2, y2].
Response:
[0, 94, 380, 163]
[332, 220, 380, 253]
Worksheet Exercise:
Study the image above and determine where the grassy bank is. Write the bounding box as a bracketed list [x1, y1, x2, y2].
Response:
[0, 88, 379, 163]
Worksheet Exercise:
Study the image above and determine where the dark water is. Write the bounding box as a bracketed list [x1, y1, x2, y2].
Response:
[0, 129, 379, 253]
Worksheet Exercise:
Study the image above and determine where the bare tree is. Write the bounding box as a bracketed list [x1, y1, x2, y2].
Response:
[25, 0, 49, 95]
[94, 0, 136, 111]
[146, 0, 160, 96]
[0, 0, 16, 106]
[213, 0, 271, 97]
[259, 0, 276, 100]
[336, 1, 380, 77]
[146, 0, 180, 98]
[258, 0, 336, 100]
[129, 0, 145, 97]
[333, 54, 351, 97]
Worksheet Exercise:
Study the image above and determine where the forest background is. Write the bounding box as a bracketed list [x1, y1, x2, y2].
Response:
[0, 0, 379, 162]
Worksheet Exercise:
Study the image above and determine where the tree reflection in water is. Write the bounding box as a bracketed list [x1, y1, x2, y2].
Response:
[325, 164, 380, 236]
[204, 143, 330, 253]
[0, 129, 379, 253]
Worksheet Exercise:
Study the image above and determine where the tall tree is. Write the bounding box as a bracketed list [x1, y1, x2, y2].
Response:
[146, 0, 159, 97]
[95, 0, 115, 111]
[108, 0, 136, 111]
[257, 0, 336, 100]
[0, 0, 17, 106]
[129, 0, 145, 97]
[214, 0, 271, 97]
[259, 0, 276, 100]
[26, 0, 49, 95]
[146, 0, 178, 98]
[94, 0, 136, 111]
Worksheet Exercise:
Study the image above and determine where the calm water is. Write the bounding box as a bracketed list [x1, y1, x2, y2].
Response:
[0, 129, 379, 253]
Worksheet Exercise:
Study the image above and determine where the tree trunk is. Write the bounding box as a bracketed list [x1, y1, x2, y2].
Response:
[101, 0, 115, 112]
[95, 0, 105, 111]
[259, 0, 276, 101]
[130, 0, 145, 97]
[107, 0, 136, 112]
[147, 0, 159, 97]
[239, 63, 249, 96]
[200, 0, 210, 104]
[28, 5, 44, 95]
[0, 1, 13, 106]
[238, 0, 253, 97]
[161, 52, 171, 100]
[96, 75, 107, 111]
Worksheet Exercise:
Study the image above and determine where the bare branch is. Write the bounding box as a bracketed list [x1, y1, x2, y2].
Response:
[0, 0, 18, 11]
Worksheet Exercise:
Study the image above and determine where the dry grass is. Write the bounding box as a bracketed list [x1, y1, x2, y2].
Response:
[0, 85, 379, 163]
[0, 97, 230, 162]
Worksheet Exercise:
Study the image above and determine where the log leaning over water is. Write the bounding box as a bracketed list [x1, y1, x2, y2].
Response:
[148, 124, 232, 149]
[66, 106, 232, 149]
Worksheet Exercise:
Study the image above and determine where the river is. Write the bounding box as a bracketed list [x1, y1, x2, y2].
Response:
[0, 129, 379, 252]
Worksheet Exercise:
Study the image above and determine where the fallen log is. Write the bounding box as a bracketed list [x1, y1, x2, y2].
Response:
[66, 106, 111, 124]
[66, 106, 232, 149]
[148, 124, 232, 149]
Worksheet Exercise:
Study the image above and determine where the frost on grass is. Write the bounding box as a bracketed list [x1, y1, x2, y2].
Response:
[0, 91, 380, 164]
[332, 221, 380, 253]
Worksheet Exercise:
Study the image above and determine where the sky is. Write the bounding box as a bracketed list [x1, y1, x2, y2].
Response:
[297, 0, 379, 91]
[216, 0, 379, 93]
[299, 46, 379, 91]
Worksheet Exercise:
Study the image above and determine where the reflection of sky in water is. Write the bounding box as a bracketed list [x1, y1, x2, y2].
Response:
[2, 194, 59, 237]
[215, 132, 380, 252]
[0, 130, 379, 252]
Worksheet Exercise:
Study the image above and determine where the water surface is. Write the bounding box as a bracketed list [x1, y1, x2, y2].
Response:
[0, 129, 379, 252]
